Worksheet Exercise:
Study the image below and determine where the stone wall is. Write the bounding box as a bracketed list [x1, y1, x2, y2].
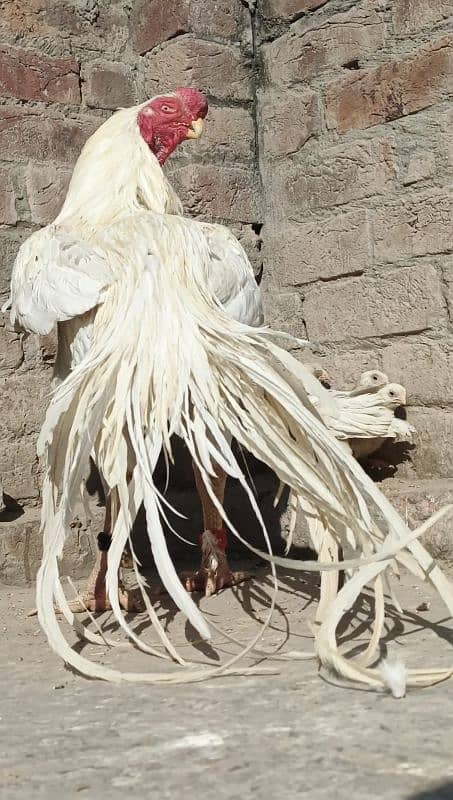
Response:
[259, 0, 453, 487]
[0, 0, 452, 581]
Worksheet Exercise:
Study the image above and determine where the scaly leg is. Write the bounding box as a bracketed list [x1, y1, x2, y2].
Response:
[67, 489, 143, 613]
[184, 463, 249, 597]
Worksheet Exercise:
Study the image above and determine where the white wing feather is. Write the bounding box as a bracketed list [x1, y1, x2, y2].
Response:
[9, 227, 111, 335]
[200, 222, 264, 327]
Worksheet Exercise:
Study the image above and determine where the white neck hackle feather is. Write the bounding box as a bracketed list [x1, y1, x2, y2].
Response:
[56, 103, 182, 229]
[13, 102, 453, 690]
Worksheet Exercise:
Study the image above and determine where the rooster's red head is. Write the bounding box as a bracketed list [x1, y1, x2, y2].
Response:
[138, 88, 208, 165]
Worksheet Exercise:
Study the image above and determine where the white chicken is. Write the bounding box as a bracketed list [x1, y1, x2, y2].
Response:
[302, 362, 331, 387]
[5, 89, 453, 690]
[326, 383, 408, 443]
[346, 384, 416, 461]
[331, 369, 389, 398]
[323, 371, 415, 460]
[304, 373, 411, 452]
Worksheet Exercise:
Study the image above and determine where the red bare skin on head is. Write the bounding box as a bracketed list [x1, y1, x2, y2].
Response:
[137, 87, 208, 165]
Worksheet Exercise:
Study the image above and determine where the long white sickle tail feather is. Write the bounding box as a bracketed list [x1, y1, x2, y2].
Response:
[36, 218, 453, 688]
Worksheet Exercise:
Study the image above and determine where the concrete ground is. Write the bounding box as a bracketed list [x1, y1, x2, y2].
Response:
[1, 562, 453, 800]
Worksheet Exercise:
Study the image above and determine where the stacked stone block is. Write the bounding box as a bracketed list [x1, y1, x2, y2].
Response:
[0, 0, 452, 582]
[259, 0, 453, 487]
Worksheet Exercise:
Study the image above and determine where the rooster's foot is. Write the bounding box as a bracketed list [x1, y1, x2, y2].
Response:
[183, 565, 250, 597]
[27, 583, 145, 616]
[65, 584, 145, 613]
[183, 529, 250, 597]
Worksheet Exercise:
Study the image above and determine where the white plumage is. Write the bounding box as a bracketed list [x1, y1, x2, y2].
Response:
[380, 656, 408, 698]
[5, 94, 453, 690]
[331, 369, 390, 398]
[327, 383, 407, 441]
[302, 371, 415, 457]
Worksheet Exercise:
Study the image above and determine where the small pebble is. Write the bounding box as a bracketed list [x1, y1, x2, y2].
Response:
[416, 601, 430, 612]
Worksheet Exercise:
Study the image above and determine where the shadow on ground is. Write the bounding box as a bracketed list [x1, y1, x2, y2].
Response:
[86, 437, 313, 569]
[409, 783, 453, 799]
[85, 431, 414, 573]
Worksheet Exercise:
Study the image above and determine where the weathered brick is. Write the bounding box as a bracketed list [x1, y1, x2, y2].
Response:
[441, 107, 453, 168]
[131, 0, 245, 54]
[0, 107, 99, 165]
[264, 2, 385, 86]
[41, 2, 130, 54]
[131, 0, 190, 54]
[262, 289, 306, 339]
[0, 373, 47, 440]
[38, 331, 58, 365]
[0, 0, 52, 39]
[0, 45, 80, 104]
[0, 323, 23, 376]
[147, 36, 253, 102]
[393, 103, 453, 175]
[0, 439, 40, 501]
[402, 150, 436, 185]
[408, 408, 453, 477]
[0, 167, 17, 224]
[26, 163, 71, 225]
[0, 228, 31, 302]
[373, 191, 453, 263]
[264, 210, 372, 287]
[442, 257, 453, 320]
[392, 0, 452, 34]
[381, 341, 453, 405]
[274, 138, 395, 218]
[0, 373, 49, 502]
[82, 61, 135, 110]
[319, 350, 383, 389]
[259, 88, 322, 156]
[21, 329, 58, 370]
[0, 510, 99, 585]
[189, 0, 247, 39]
[0, 511, 44, 585]
[178, 106, 255, 162]
[326, 36, 453, 133]
[168, 164, 260, 223]
[260, 0, 328, 19]
[303, 265, 445, 342]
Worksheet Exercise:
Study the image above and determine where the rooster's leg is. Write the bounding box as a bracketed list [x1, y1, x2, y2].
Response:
[183, 463, 249, 597]
[67, 489, 144, 613]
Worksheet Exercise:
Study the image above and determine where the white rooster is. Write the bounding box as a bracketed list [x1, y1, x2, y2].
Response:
[6, 89, 453, 690]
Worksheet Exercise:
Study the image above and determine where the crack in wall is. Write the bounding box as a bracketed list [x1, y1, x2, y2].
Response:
[243, 1, 264, 279]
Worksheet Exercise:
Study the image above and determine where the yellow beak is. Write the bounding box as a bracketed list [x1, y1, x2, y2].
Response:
[186, 118, 204, 139]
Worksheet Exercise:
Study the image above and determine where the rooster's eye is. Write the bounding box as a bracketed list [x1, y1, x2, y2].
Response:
[161, 104, 175, 113]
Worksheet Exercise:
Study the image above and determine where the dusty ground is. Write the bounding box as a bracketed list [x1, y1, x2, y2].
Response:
[1, 562, 453, 800]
